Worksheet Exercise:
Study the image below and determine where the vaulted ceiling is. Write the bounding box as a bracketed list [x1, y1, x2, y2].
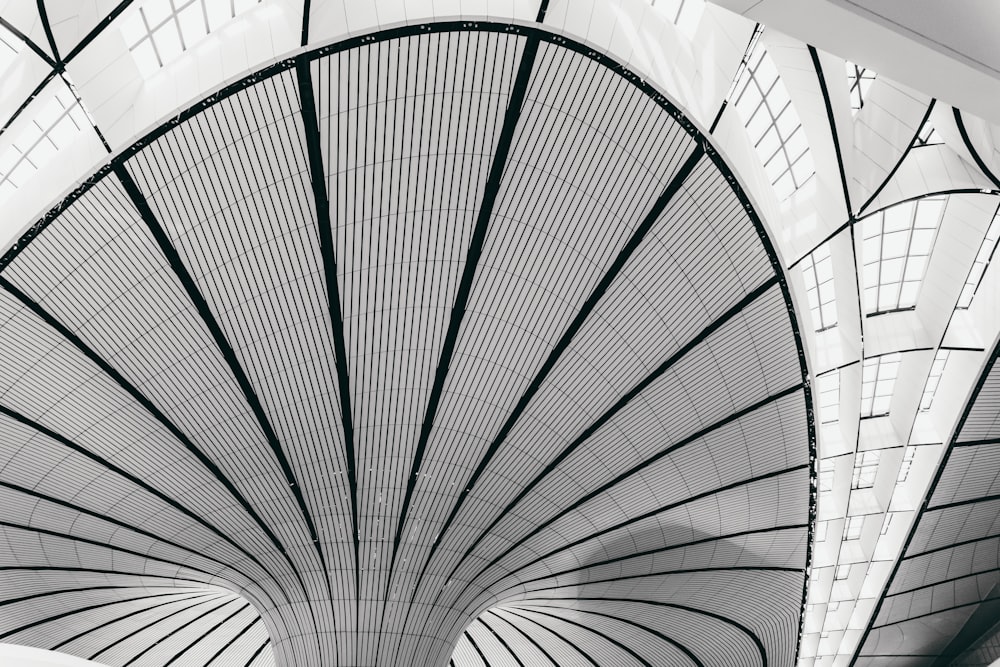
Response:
[0, 17, 812, 667]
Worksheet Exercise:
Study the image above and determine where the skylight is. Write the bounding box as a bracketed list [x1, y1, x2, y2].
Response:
[956, 204, 1000, 309]
[919, 350, 949, 411]
[802, 242, 837, 331]
[896, 447, 915, 483]
[914, 119, 944, 147]
[860, 353, 901, 418]
[846, 62, 875, 114]
[819, 458, 835, 493]
[732, 32, 815, 201]
[843, 515, 863, 540]
[0, 84, 88, 200]
[816, 369, 840, 424]
[120, 0, 261, 76]
[861, 197, 945, 314]
[851, 451, 880, 489]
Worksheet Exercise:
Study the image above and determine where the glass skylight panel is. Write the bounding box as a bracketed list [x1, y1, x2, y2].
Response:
[843, 515, 863, 540]
[860, 353, 901, 418]
[846, 62, 875, 114]
[897, 447, 915, 483]
[861, 198, 945, 314]
[919, 350, 950, 411]
[121, 0, 262, 76]
[817, 370, 840, 424]
[957, 206, 1000, 308]
[914, 119, 944, 147]
[819, 458, 835, 493]
[0, 86, 88, 200]
[802, 243, 837, 331]
[851, 451, 880, 489]
[732, 35, 815, 201]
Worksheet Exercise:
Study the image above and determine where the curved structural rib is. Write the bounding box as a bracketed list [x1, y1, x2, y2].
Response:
[0, 21, 813, 667]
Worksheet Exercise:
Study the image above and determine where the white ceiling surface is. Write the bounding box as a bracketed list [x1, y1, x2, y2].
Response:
[705, 0, 1000, 126]
[0, 644, 110, 667]
[0, 10, 812, 667]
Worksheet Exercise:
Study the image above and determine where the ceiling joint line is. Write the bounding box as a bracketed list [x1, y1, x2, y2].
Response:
[535, 0, 550, 23]
[0, 479, 265, 596]
[465, 629, 493, 667]
[0, 400, 290, 610]
[294, 51, 353, 650]
[300, 0, 311, 46]
[501, 608, 600, 667]
[500, 523, 808, 593]
[163, 600, 250, 666]
[438, 271, 779, 599]
[112, 162, 330, 648]
[808, 45, 853, 215]
[204, 616, 261, 666]
[486, 610, 560, 666]
[0, 273, 296, 602]
[119, 597, 240, 666]
[511, 606, 653, 666]
[856, 100, 936, 217]
[379, 27, 544, 657]
[954, 108, 1000, 190]
[534, 597, 767, 666]
[529, 606, 706, 667]
[468, 461, 808, 607]
[52, 593, 222, 652]
[243, 638, 271, 667]
[477, 617, 526, 667]
[420, 141, 706, 601]
[0, 15, 55, 67]
[35, 0, 60, 62]
[848, 335, 1000, 666]
[0, 589, 216, 642]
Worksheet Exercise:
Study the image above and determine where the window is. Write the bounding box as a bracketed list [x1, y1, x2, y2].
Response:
[860, 353, 901, 418]
[851, 451, 880, 489]
[880, 514, 892, 536]
[914, 119, 944, 147]
[919, 350, 950, 411]
[816, 370, 840, 424]
[816, 521, 828, 542]
[802, 243, 837, 331]
[897, 447, 916, 483]
[835, 564, 850, 580]
[861, 198, 945, 314]
[843, 515, 863, 540]
[0, 83, 89, 200]
[120, 0, 261, 76]
[828, 601, 841, 612]
[957, 204, 1000, 309]
[819, 458, 835, 493]
[846, 62, 876, 114]
[732, 31, 815, 201]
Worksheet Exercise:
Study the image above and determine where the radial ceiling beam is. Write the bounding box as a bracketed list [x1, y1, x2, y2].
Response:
[707, 0, 1000, 125]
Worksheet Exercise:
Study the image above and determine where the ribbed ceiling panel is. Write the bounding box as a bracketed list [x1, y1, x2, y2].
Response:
[0, 22, 812, 667]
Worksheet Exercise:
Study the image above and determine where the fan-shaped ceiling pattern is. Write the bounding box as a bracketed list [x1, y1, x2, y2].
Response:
[0, 21, 813, 667]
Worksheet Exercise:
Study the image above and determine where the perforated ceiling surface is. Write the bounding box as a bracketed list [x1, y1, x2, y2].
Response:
[0, 19, 814, 667]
